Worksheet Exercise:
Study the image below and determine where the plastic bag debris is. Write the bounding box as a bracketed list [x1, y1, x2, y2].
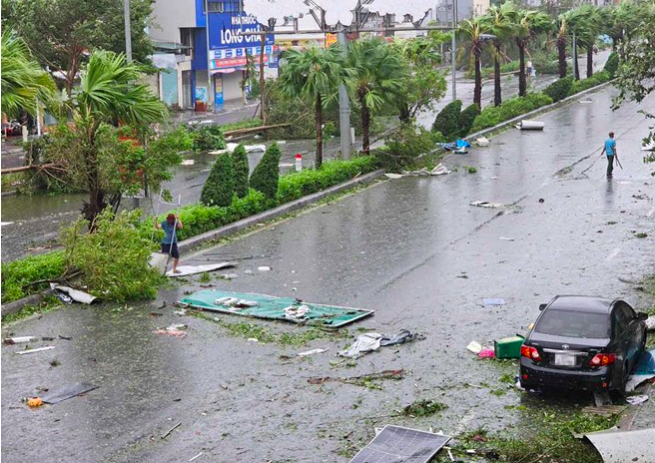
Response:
[297, 348, 330, 357]
[50, 283, 97, 304]
[645, 316, 655, 331]
[478, 348, 495, 359]
[470, 201, 505, 209]
[466, 341, 482, 354]
[439, 139, 471, 152]
[431, 164, 451, 176]
[626, 395, 649, 405]
[625, 348, 655, 392]
[284, 305, 310, 320]
[483, 298, 505, 307]
[385, 173, 403, 180]
[338, 330, 423, 358]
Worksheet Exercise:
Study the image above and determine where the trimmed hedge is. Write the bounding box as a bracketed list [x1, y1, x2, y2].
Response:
[470, 93, 553, 133]
[1, 251, 66, 304]
[544, 77, 574, 103]
[231, 144, 250, 199]
[570, 71, 611, 94]
[459, 104, 480, 137]
[250, 143, 281, 199]
[201, 153, 236, 207]
[432, 100, 462, 141]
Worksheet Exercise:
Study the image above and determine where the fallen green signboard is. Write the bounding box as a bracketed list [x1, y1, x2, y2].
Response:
[180, 290, 374, 328]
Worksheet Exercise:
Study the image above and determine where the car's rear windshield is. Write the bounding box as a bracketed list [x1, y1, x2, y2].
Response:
[534, 310, 610, 339]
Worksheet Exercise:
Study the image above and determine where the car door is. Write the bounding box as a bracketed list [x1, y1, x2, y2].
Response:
[612, 305, 630, 363]
[621, 304, 641, 365]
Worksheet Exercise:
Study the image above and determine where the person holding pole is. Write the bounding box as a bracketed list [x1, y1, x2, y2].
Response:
[155, 213, 183, 273]
[601, 131, 619, 178]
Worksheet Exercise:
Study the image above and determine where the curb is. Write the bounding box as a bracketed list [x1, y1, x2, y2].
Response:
[178, 169, 386, 253]
[1, 290, 53, 317]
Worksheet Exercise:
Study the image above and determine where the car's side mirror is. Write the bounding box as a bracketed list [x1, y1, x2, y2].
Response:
[637, 312, 649, 321]
[539, 303, 547, 311]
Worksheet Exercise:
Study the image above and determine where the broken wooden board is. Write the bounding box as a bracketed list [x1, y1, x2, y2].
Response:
[166, 262, 236, 278]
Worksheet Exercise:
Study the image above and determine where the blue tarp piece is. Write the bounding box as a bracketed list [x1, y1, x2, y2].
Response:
[626, 348, 655, 392]
[438, 139, 472, 151]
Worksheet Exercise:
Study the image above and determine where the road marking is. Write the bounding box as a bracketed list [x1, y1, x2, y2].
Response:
[606, 247, 621, 262]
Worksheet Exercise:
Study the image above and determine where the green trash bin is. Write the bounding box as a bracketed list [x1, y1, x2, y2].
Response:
[494, 335, 525, 359]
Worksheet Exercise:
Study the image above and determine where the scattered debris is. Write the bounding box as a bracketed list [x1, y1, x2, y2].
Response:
[49, 359, 61, 367]
[399, 164, 452, 177]
[40, 383, 98, 404]
[594, 391, 613, 408]
[166, 262, 236, 278]
[338, 330, 423, 358]
[466, 341, 482, 354]
[585, 428, 655, 463]
[516, 120, 545, 130]
[385, 173, 403, 180]
[27, 397, 44, 408]
[247, 338, 259, 342]
[257, 266, 271, 272]
[499, 236, 515, 241]
[42, 336, 55, 341]
[579, 99, 593, 104]
[155, 324, 188, 338]
[218, 273, 238, 280]
[181, 159, 195, 166]
[483, 298, 505, 307]
[583, 405, 625, 417]
[174, 309, 188, 316]
[626, 348, 655, 392]
[297, 348, 330, 357]
[50, 283, 97, 304]
[646, 316, 655, 332]
[161, 422, 182, 440]
[16, 346, 55, 355]
[494, 335, 525, 359]
[350, 425, 450, 463]
[431, 164, 451, 176]
[4, 336, 37, 344]
[59, 335, 73, 341]
[626, 395, 649, 405]
[403, 399, 447, 417]
[479, 348, 495, 359]
[149, 312, 164, 317]
[470, 201, 504, 209]
[308, 369, 405, 386]
[538, 198, 545, 203]
[188, 452, 203, 462]
[476, 137, 490, 147]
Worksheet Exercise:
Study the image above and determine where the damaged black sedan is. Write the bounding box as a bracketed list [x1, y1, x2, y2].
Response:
[520, 296, 648, 392]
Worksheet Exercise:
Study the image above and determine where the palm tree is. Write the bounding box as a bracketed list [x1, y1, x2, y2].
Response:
[554, 13, 572, 78]
[482, 2, 517, 107]
[1, 29, 56, 119]
[513, 9, 551, 96]
[346, 38, 407, 154]
[574, 5, 601, 78]
[277, 46, 345, 167]
[60, 50, 168, 223]
[458, 18, 494, 108]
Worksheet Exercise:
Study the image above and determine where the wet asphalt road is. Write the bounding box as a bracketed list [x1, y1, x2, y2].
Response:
[2, 85, 654, 462]
[0, 52, 607, 262]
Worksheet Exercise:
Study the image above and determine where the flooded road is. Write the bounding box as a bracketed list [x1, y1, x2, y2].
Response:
[2, 85, 654, 462]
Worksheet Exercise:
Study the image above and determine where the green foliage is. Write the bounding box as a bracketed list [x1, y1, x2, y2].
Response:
[459, 103, 481, 137]
[604, 52, 619, 78]
[432, 100, 463, 141]
[250, 143, 281, 199]
[219, 118, 262, 132]
[543, 76, 574, 102]
[470, 93, 553, 133]
[231, 144, 250, 198]
[276, 156, 379, 203]
[376, 123, 444, 171]
[0, 29, 56, 118]
[403, 399, 447, 417]
[1, 251, 66, 304]
[570, 70, 611, 94]
[2, 0, 155, 94]
[189, 124, 226, 152]
[201, 154, 236, 207]
[61, 210, 161, 302]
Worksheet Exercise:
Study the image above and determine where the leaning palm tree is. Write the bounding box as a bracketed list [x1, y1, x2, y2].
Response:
[1, 29, 56, 119]
[482, 2, 517, 107]
[566, 6, 595, 80]
[574, 4, 601, 78]
[554, 13, 572, 78]
[277, 46, 345, 167]
[458, 17, 494, 108]
[346, 38, 407, 154]
[56, 50, 169, 223]
[512, 9, 551, 96]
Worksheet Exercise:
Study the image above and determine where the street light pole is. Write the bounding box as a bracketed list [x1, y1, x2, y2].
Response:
[337, 28, 351, 158]
[451, 0, 457, 101]
[124, 0, 132, 62]
[572, 31, 577, 80]
[205, 0, 214, 112]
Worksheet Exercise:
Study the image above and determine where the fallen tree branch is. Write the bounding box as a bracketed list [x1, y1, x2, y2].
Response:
[1, 163, 62, 175]
[224, 123, 291, 137]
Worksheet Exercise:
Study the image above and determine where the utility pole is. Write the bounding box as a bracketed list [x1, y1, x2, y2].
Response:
[124, 0, 132, 61]
[337, 28, 351, 158]
[572, 31, 577, 80]
[451, 0, 457, 101]
[205, 0, 214, 111]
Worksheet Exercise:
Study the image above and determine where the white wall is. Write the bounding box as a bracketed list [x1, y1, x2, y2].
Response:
[151, 0, 196, 43]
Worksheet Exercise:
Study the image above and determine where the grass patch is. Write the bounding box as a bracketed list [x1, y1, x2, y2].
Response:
[1, 296, 62, 325]
[190, 311, 350, 346]
[635, 232, 648, 238]
[403, 399, 447, 417]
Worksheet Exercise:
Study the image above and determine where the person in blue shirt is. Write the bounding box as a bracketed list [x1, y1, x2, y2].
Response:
[601, 132, 618, 178]
[154, 213, 184, 273]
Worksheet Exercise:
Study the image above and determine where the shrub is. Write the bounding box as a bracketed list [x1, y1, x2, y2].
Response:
[231, 144, 250, 198]
[201, 154, 236, 207]
[459, 103, 481, 137]
[570, 70, 611, 94]
[250, 143, 281, 199]
[277, 156, 379, 203]
[543, 77, 574, 102]
[189, 124, 226, 152]
[470, 93, 553, 133]
[604, 52, 619, 78]
[61, 210, 162, 302]
[376, 123, 444, 172]
[432, 100, 462, 141]
[1, 251, 66, 304]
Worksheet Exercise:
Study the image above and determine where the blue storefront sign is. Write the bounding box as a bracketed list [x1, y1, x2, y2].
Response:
[207, 12, 275, 69]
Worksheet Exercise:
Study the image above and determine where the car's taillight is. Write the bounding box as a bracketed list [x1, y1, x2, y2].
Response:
[521, 345, 541, 362]
[589, 353, 616, 367]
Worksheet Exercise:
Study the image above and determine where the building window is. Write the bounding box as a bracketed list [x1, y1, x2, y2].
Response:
[204, 1, 243, 13]
[180, 28, 194, 57]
